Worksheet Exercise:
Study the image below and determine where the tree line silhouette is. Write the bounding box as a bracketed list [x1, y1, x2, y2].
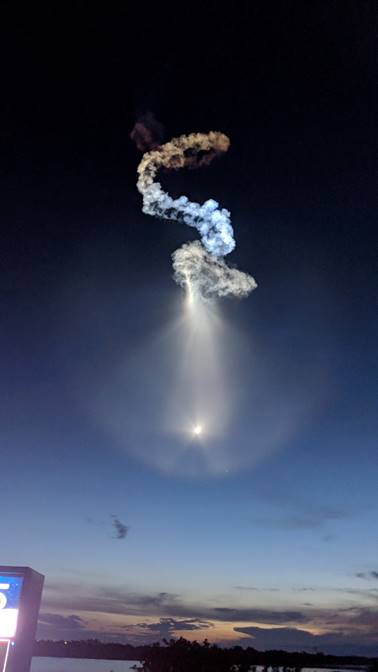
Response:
[35, 637, 377, 672]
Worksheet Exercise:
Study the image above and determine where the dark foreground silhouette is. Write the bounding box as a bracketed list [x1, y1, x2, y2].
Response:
[35, 637, 378, 672]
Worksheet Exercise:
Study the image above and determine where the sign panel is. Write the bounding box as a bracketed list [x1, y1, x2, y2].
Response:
[0, 567, 44, 672]
[0, 576, 24, 639]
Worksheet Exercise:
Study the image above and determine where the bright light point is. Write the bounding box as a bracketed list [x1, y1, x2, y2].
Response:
[193, 424, 202, 436]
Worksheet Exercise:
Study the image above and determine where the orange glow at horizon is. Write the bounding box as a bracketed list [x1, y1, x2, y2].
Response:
[51, 608, 326, 644]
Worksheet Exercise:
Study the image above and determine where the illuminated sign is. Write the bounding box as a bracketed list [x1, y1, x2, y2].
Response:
[0, 567, 44, 672]
[0, 576, 24, 639]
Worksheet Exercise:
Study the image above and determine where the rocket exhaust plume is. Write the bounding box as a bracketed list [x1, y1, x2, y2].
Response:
[136, 131, 257, 298]
[60, 126, 321, 480]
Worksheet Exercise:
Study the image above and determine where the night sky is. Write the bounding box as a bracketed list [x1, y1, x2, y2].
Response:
[1, 3, 377, 656]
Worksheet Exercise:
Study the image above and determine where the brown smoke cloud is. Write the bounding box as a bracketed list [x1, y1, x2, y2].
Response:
[130, 111, 165, 152]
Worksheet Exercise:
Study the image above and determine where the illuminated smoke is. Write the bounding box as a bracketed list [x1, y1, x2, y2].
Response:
[136, 130, 257, 298]
[173, 241, 257, 300]
[137, 132, 235, 257]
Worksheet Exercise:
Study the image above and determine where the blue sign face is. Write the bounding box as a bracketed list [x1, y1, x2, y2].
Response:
[0, 575, 24, 638]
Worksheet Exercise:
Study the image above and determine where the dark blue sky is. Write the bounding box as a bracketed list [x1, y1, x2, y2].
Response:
[1, 2, 377, 655]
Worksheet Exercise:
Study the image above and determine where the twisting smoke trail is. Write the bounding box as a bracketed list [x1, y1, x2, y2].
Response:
[137, 131, 257, 299]
[137, 132, 234, 257]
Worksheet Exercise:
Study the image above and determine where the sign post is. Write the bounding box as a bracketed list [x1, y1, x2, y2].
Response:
[0, 567, 44, 672]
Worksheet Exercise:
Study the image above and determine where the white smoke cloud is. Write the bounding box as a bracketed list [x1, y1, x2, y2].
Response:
[172, 241, 257, 300]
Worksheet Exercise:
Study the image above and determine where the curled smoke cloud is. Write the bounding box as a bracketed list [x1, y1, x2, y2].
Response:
[136, 130, 257, 298]
[173, 241, 257, 300]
